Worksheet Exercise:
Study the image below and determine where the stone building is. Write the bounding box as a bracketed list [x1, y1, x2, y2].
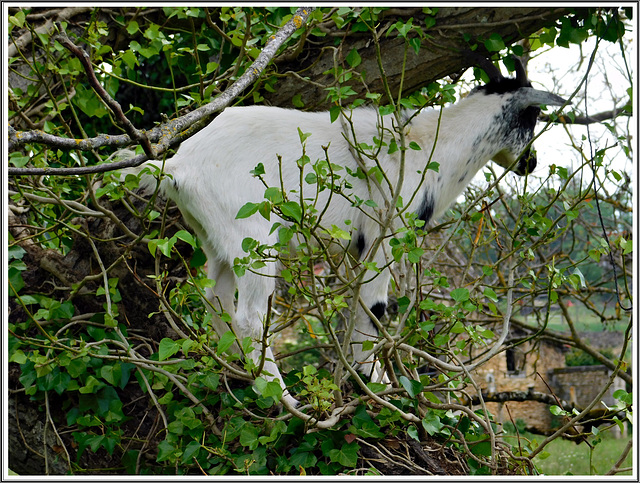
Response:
[469, 327, 627, 436]
[470, 327, 567, 434]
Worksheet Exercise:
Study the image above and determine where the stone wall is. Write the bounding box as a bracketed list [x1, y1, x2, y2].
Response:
[549, 365, 626, 408]
[470, 339, 566, 433]
[470, 342, 627, 435]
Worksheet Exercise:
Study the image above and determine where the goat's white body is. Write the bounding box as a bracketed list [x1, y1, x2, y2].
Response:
[164, 97, 512, 241]
[133, 84, 564, 406]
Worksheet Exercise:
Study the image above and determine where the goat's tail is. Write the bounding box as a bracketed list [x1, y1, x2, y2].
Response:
[111, 150, 172, 196]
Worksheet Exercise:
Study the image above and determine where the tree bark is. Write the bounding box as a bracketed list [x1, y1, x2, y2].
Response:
[8, 394, 71, 475]
[263, 7, 568, 109]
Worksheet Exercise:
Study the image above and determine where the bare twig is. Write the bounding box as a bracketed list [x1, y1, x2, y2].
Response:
[541, 106, 629, 125]
[55, 31, 155, 158]
[606, 438, 633, 475]
[8, 6, 91, 58]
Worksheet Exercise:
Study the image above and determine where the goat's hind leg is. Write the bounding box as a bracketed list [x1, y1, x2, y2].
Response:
[234, 265, 298, 407]
[204, 257, 239, 350]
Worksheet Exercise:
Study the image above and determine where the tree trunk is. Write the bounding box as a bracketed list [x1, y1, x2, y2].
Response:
[263, 7, 568, 109]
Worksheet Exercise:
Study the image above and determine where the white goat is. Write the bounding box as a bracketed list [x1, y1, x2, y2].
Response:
[124, 58, 567, 407]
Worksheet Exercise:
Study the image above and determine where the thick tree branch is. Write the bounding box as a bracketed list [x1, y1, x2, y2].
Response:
[469, 389, 629, 438]
[263, 7, 568, 109]
[8, 7, 315, 176]
[469, 388, 575, 409]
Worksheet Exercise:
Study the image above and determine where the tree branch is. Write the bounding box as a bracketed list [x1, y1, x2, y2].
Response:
[262, 7, 568, 109]
[55, 31, 155, 158]
[541, 106, 630, 125]
[7, 6, 91, 58]
[8, 7, 315, 176]
[469, 388, 576, 409]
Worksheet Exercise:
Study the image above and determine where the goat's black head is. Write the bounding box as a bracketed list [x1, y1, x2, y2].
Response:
[468, 55, 568, 176]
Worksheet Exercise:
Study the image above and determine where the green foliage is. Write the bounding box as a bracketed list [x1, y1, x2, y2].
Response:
[8, 5, 633, 477]
[565, 347, 615, 367]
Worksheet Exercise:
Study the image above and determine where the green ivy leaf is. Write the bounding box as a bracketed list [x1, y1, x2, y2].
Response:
[254, 377, 283, 401]
[422, 411, 444, 436]
[537, 451, 551, 460]
[326, 224, 351, 241]
[292, 94, 305, 108]
[451, 288, 470, 303]
[48, 370, 71, 395]
[328, 442, 359, 468]
[398, 375, 423, 398]
[484, 33, 505, 52]
[397, 296, 411, 314]
[330, 105, 341, 123]
[8, 267, 25, 297]
[174, 230, 197, 248]
[289, 450, 317, 469]
[570, 268, 587, 290]
[350, 420, 384, 439]
[201, 373, 220, 391]
[366, 382, 387, 393]
[236, 202, 260, 219]
[181, 440, 201, 463]
[156, 440, 177, 462]
[426, 161, 440, 172]
[613, 389, 632, 405]
[408, 247, 423, 264]
[126, 20, 139, 35]
[280, 201, 302, 223]
[78, 375, 105, 394]
[409, 36, 421, 55]
[264, 187, 284, 204]
[158, 338, 181, 361]
[407, 424, 420, 441]
[345, 48, 362, 68]
[470, 440, 492, 457]
[9, 10, 26, 28]
[217, 331, 237, 354]
[239, 424, 259, 450]
[483, 287, 498, 303]
[100, 364, 122, 386]
[433, 333, 448, 347]
[549, 405, 565, 416]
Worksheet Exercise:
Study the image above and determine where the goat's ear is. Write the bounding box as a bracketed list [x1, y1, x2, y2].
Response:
[519, 87, 569, 107]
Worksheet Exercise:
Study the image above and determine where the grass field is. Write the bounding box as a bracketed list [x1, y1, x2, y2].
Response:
[503, 430, 633, 476]
[536, 302, 627, 333]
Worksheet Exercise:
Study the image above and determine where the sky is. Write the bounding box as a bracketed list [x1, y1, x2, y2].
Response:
[532, 35, 634, 180]
[480, 33, 636, 198]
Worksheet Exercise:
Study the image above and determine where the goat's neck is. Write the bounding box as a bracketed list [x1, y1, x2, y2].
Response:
[409, 95, 510, 221]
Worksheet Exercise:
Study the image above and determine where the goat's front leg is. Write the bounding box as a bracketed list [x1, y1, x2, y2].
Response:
[349, 261, 392, 385]
[235, 268, 299, 407]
